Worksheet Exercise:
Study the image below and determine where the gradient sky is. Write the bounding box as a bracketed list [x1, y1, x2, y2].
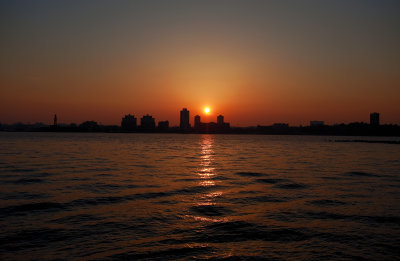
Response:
[1, 0, 399, 126]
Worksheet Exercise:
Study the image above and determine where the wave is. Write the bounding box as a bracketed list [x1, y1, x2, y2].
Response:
[307, 199, 348, 206]
[13, 178, 45, 184]
[190, 204, 234, 217]
[0, 227, 72, 252]
[0, 202, 65, 216]
[273, 182, 308, 189]
[302, 211, 400, 224]
[197, 221, 310, 243]
[50, 214, 102, 225]
[8, 168, 37, 173]
[235, 172, 269, 177]
[229, 195, 289, 204]
[255, 178, 289, 184]
[342, 171, 382, 177]
[175, 185, 226, 195]
[110, 245, 212, 260]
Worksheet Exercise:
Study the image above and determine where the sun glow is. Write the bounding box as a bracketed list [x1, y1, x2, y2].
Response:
[204, 107, 210, 114]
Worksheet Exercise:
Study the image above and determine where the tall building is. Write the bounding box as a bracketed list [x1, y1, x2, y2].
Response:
[217, 115, 224, 125]
[370, 112, 380, 126]
[53, 114, 57, 126]
[121, 114, 137, 131]
[180, 108, 190, 130]
[140, 115, 156, 130]
[194, 115, 201, 129]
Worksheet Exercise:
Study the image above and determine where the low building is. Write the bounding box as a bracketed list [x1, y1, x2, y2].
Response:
[140, 115, 156, 130]
[370, 112, 380, 126]
[121, 114, 137, 131]
[310, 121, 324, 127]
[273, 123, 289, 128]
[158, 120, 169, 130]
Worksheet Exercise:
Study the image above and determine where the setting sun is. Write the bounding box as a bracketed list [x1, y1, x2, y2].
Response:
[204, 107, 210, 114]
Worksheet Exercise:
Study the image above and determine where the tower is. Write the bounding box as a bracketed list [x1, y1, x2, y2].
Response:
[180, 108, 190, 130]
[53, 114, 57, 126]
[194, 115, 201, 129]
[217, 115, 224, 125]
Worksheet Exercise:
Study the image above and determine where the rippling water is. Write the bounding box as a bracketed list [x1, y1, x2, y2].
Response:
[0, 132, 399, 260]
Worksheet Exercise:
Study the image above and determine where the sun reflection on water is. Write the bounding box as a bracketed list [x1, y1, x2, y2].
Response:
[185, 135, 227, 224]
[198, 135, 216, 185]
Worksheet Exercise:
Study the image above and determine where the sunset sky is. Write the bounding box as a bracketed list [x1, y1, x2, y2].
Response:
[1, 0, 399, 126]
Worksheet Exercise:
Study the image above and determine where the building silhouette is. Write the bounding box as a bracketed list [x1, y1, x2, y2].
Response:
[370, 112, 380, 126]
[193, 114, 230, 133]
[158, 120, 169, 130]
[121, 114, 137, 131]
[194, 115, 201, 129]
[53, 114, 57, 126]
[140, 114, 156, 130]
[217, 115, 230, 130]
[273, 123, 289, 128]
[310, 121, 324, 127]
[217, 115, 224, 126]
[180, 108, 190, 130]
[79, 121, 99, 131]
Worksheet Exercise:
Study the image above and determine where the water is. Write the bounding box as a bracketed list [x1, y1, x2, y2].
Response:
[0, 132, 399, 260]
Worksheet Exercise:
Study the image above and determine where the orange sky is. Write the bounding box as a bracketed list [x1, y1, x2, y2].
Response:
[1, 1, 399, 126]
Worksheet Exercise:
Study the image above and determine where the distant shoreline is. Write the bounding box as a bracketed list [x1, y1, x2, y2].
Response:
[2, 119, 399, 137]
[332, 139, 400, 144]
[1, 129, 400, 138]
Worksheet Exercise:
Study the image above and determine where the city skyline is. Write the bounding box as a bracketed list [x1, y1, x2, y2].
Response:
[1, 1, 400, 126]
[2, 108, 399, 137]
[0, 105, 394, 127]
[0, 108, 391, 129]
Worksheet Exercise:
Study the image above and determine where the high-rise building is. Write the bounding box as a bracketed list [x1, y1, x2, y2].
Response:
[121, 114, 137, 131]
[53, 114, 57, 126]
[194, 115, 201, 129]
[217, 115, 224, 125]
[180, 108, 190, 130]
[370, 112, 380, 126]
[141, 115, 156, 130]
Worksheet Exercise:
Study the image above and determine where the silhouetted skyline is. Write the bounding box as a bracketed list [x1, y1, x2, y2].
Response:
[1, 108, 397, 129]
[1, 107, 399, 137]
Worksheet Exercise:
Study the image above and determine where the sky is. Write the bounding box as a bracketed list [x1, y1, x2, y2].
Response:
[1, 0, 399, 126]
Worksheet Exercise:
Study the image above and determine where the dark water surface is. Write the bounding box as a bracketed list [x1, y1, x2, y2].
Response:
[1, 133, 399, 260]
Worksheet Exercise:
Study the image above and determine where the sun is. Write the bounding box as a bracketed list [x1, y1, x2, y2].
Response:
[204, 107, 210, 114]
